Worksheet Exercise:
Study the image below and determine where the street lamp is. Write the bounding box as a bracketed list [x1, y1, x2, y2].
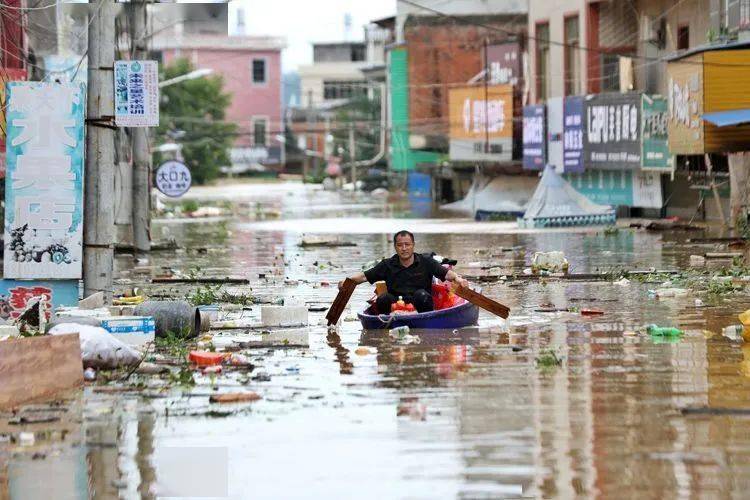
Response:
[158, 68, 213, 88]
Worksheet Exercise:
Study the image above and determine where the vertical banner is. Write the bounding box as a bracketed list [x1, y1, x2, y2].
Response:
[522, 104, 546, 170]
[4, 82, 85, 279]
[448, 85, 513, 162]
[583, 92, 642, 170]
[114, 60, 159, 127]
[547, 97, 564, 173]
[563, 95, 584, 173]
[641, 94, 672, 173]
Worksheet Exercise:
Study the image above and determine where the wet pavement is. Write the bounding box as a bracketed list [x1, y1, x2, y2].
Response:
[5, 180, 750, 498]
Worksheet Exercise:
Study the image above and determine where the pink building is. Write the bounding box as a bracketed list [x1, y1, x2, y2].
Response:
[158, 34, 286, 170]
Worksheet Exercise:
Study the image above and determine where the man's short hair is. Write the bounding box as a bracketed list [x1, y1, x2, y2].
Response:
[393, 230, 415, 245]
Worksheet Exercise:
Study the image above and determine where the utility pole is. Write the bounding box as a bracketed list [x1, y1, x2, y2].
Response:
[131, 0, 151, 256]
[84, 0, 115, 301]
[349, 123, 356, 187]
[304, 90, 313, 182]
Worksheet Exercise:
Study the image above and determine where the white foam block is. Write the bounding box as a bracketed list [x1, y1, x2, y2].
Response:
[260, 305, 308, 327]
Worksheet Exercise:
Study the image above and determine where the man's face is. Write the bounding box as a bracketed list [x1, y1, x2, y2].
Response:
[395, 234, 415, 261]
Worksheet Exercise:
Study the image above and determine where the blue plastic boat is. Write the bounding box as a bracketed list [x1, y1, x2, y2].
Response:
[357, 298, 479, 330]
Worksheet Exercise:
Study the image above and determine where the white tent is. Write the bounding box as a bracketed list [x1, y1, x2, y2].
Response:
[441, 174, 537, 217]
[518, 165, 616, 228]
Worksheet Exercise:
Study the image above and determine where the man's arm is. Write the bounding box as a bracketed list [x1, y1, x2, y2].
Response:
[429, 257, 469, 288]
[338, 272, 368, 290]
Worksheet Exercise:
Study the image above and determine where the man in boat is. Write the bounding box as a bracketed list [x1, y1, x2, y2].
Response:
[338, 230, 469, 313]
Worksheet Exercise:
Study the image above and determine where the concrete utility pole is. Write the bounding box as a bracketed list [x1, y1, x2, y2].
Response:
[131, 0, 151, 256]
[84, 0, 115, 301]
[349, 123, 356, 187]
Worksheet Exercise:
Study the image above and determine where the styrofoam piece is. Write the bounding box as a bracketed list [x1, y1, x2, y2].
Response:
[0, 325, 20, 337]
[261, 305, 308, 327]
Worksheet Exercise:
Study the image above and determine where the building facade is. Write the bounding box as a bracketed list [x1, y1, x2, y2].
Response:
[158, 35, 285, 171]
[298, 42, 370, 108]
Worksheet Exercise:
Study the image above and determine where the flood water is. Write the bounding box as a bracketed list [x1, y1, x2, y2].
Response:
[4, 180, 750, 499]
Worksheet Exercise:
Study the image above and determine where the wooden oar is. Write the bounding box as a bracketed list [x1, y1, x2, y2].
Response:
[452, 283, 510, 319]
[326, 278, 357, 326]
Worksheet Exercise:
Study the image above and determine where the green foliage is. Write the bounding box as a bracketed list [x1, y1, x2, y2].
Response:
[156, 58, 237, 185]
[332, 89, 384, 166]
[535, 349, 563, 369]
[187, 284, 254, 306]
[181, 199, 199, 213]
[168, 367, 196, 387]
[156, 328, 192, 358]
[602, 226, 619, 236]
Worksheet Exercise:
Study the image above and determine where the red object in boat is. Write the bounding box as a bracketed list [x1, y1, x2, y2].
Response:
[189, 351, 225, 366]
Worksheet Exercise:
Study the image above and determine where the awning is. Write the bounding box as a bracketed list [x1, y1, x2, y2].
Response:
[702, 109, 750, 127]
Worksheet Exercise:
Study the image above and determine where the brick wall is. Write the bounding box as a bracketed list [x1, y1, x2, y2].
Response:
[404, 15, 526, 138]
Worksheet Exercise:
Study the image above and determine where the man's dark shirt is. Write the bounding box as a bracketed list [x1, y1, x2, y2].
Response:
[364, 253, 448, 298]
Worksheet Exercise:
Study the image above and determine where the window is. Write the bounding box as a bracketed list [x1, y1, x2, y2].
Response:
[742, 0, 750, 30]
[252, 59, 266, 84]
[536, 22, 550, 101]
[253, 117, 267, 146]
[323, 80, 366, 100]
[600, 53, 620, 91]
[677, 25, 689, 50]
[564, 15, 581, 96]
[350, 45, 365, 62]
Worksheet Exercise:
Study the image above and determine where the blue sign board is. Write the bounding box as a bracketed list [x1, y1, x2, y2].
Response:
[522, 105, 546, 170]
[563, 96, 585, 173]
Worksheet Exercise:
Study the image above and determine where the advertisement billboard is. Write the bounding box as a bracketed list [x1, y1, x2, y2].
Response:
[522, 104, 546, 170]
[448, 84, 513, 162]
[583, 92, 642, 170]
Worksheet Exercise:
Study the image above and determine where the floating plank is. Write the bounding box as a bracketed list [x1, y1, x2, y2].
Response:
[0, 334, 83, 410]
[326, 278, 356, 326]
[452, 285, 510, 319]
[151, 277, 250, 284]
[704, 252, 744, 259]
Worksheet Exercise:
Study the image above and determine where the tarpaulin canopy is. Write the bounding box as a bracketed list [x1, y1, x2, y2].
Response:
[702, 109, 750, 127]
[440, 175, 536, 217]
[518, 164, 616, 228]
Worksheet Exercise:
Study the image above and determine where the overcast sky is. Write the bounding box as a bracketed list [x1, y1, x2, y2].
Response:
[229, 0, 396, 72]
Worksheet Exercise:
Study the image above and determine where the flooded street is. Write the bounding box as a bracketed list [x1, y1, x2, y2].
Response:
[5, 180, 750, 499]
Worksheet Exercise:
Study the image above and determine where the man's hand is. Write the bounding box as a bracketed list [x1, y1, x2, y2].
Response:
[339, 273, 368, 290]
[455, 276, 469, 289]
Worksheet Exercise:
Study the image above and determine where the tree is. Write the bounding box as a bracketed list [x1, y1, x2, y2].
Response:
[332, 88, 384, 167]
[155, 58, 237, 184]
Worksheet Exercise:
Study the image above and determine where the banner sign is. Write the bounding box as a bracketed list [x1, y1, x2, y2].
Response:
[566, 169, 663, 208]
[522, 104, 546, 170]
[4, 82, 85, 279]
[547, 97, 564, 172]
[641, 94, 672, 172]
[114, 60, 159, 127]
[155, 160, 191, 197]
[486, 42, 522, 86]
[583, 92, 641, 170]
[448, 84, 513, 162]
[0, 279, 78, 321]
[563, 95, 585, 173]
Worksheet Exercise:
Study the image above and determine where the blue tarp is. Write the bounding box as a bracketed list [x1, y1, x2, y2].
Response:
[702, 109, 750, 127]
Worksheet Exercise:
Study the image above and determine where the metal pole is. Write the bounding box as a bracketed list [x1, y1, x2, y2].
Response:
[132, 0, 151, 256]
[349, 123, 356, 188]
[84, 0, 115, 301]
[304, 90, 313, 182]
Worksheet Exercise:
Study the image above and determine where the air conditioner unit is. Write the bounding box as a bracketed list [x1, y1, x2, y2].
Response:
[640, 15, 667, 49]
[640, 15, 656, 42]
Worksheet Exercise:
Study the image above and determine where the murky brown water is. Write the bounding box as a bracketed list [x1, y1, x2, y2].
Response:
[4, 180, 750, 499]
